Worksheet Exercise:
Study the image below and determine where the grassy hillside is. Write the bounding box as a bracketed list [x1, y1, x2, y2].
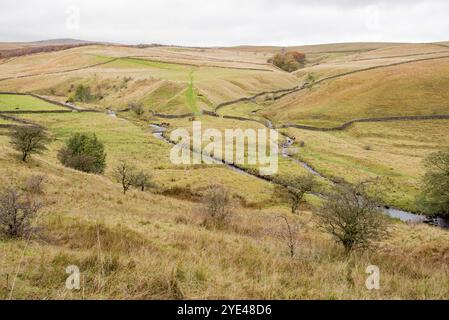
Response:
[1, 115, 449, 299]
[281, 120, 449, 211]
[264, 57, 449, 127]
[0, 45, 297, 114]
[1, 41, 449, 300]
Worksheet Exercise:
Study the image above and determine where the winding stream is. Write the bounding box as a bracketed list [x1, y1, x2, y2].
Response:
[280, 136, 447, 227]
[150, 124, 448, 229]
[150, 124, 252, 176]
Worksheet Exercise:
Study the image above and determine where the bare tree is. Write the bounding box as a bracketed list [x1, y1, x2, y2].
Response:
[276, 174, 316, 214]
[0, 188, 42, 238]
[114, 161, 136, 194]
[25, 175, 46, 194]
[9, 126, 48, 162]
[315, 182, 389, 254]
[202, 183, 234, 227]
[276, 215, 300, 258]
[133, 171, 156, 192]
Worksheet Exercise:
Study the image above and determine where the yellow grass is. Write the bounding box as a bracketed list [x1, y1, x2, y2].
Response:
[265, 58, 449, 127]
[0, 137, 448, 299]
[282, 120, 449, 210]
[1, 42, 449, 300]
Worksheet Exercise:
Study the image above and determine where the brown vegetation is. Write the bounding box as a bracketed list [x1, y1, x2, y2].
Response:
[268, 51, 306, 72]
[315, 182, 389, 253]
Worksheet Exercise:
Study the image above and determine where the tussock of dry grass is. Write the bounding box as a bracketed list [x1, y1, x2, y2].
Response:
[0, 136, 448, 299]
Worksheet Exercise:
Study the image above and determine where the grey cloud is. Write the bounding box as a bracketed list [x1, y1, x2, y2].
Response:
[0, 0, 448, 45]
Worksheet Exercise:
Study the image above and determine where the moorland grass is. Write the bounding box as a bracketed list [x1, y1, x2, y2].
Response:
[0, 137, 448, 299]
[1, 42, 449, 299]
[282, 120, 449, 211]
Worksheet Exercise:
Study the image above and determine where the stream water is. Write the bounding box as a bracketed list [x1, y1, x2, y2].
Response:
[150, 124, 252, 176]
[150, 124, 448, 229]
[280, 136, 448, 228]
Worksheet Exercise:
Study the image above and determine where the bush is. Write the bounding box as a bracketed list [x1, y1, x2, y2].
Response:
[0, 187, 43, 238]
[129, 102, 144, 116]
[25, 175, 46, 194]
[9, 126, 49, 162]
[315, 182, 389, 253]
[419, 148, 449, 216]
[133, 171, 155, 192]
[201, 183, 234, 227]
[275, 174, 316, 213]
[72, 84, 93, 102]
[268, 51, 306, 72]
[58, 133, 106, 174]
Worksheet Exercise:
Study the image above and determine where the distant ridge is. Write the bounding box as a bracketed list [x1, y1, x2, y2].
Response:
[28, 38, 93, 45]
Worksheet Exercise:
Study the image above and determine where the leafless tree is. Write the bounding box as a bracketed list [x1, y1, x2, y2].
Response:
[0, 188, 43, 238]
[25, 175, 46, 194]
[315, 182, 389, 254]
[201, 183, 234, 227]
[114, 161, 136, 194]
[276, 215, 300, 258]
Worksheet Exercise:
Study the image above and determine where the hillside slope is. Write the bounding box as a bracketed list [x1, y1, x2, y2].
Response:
[264, 56, 449, 127]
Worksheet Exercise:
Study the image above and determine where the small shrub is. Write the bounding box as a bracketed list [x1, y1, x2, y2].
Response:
[133, 171, 156, 192]
[307, 73, 316, 84]
[315, 182, 389, 254]
[9, 126, 49, 162]
[58, 133, 106, 174]
[275, 174, 316, 213]
[0, 187, 43, 238]
[72, 84, 93, 102]
[276, 215, 300, 259]
[25, 175, 46, 194]
[201, 183, 234, 227]
[419, 148, 449, 216]
[129, 102, 144, 116]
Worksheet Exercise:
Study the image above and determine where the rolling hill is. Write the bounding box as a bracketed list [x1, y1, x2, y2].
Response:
[1, 40, 449, 300]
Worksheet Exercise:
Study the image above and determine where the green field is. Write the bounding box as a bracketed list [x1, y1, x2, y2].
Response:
[282, 120, 449, 210]
[0, 94, 66, 111]
[0, 117, 16, 125]
[16, 112, 278, 205]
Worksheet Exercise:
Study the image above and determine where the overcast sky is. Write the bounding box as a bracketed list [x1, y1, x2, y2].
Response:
[1, 0, 448, 46]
